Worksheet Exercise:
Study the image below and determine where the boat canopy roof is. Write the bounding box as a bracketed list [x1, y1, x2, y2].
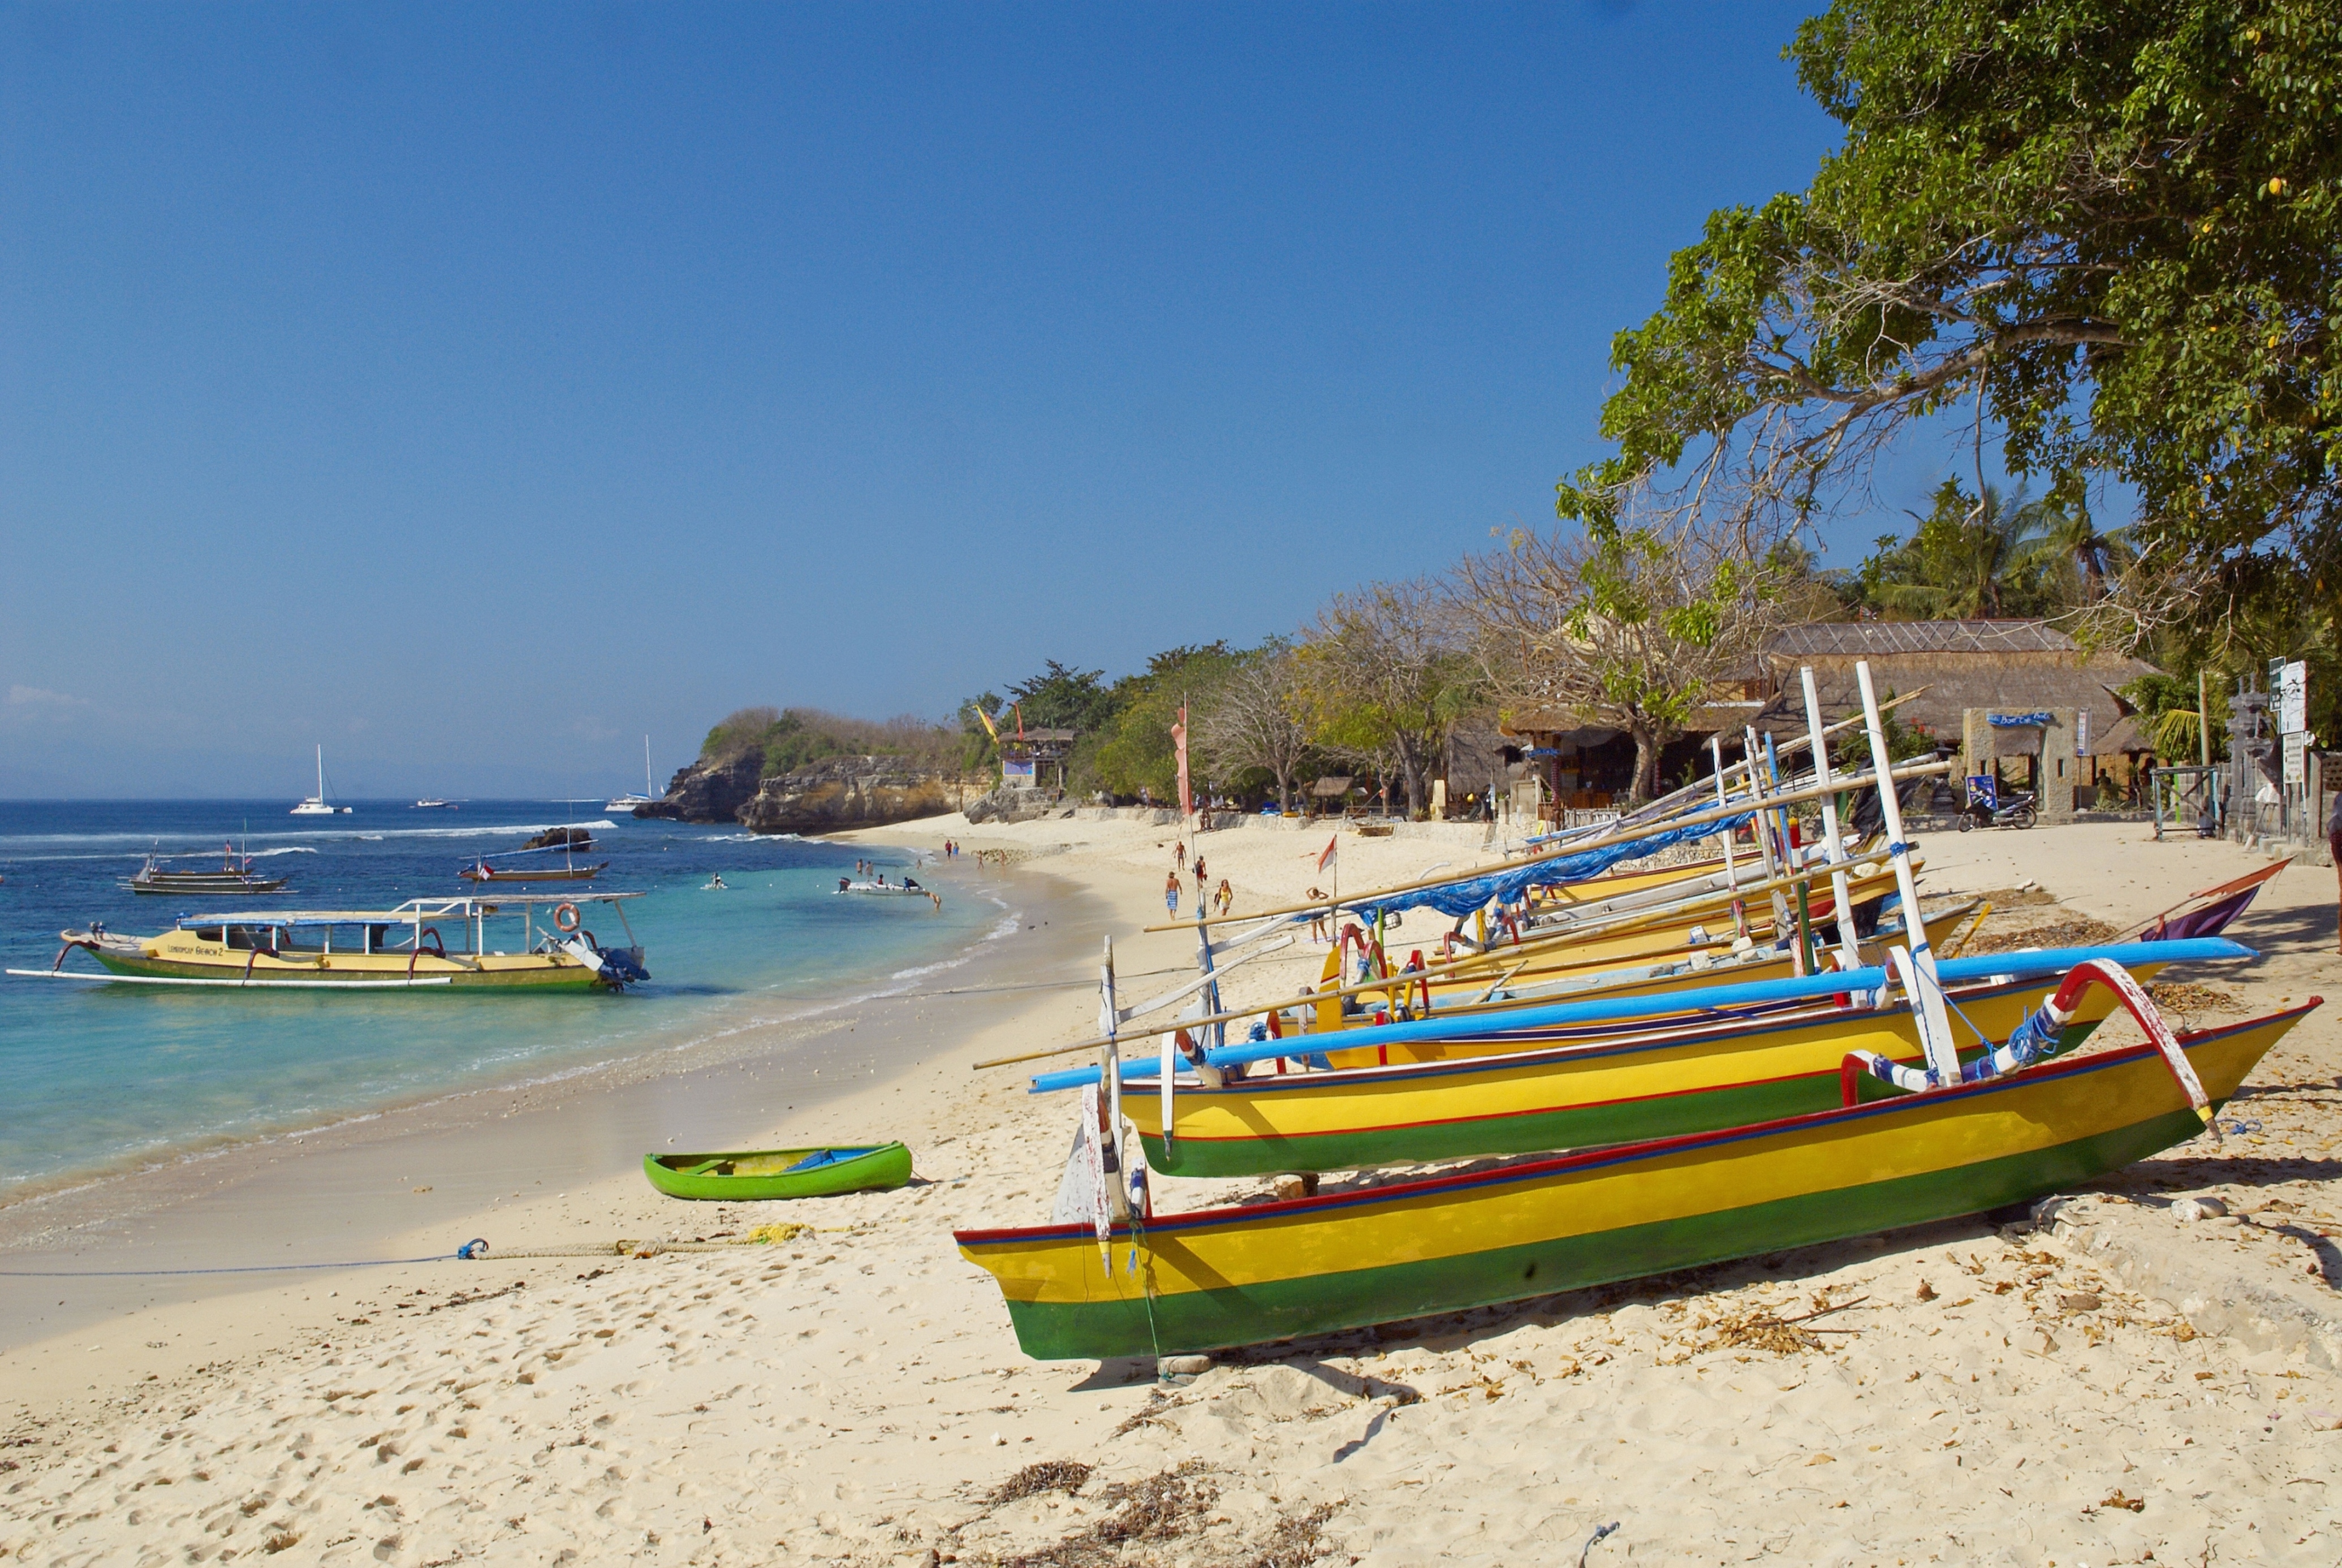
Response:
[174, 892, 644, 927]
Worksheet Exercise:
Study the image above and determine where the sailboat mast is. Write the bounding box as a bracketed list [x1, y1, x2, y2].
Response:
[644, 735, 653, 797]
[316, 745, 325, 803]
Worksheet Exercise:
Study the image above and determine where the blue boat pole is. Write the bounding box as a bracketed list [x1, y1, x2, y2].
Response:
[1024, 938, 2253, 1093]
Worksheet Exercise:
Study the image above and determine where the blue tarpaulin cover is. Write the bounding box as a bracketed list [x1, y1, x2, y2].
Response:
[1348, 810, 1757, 922]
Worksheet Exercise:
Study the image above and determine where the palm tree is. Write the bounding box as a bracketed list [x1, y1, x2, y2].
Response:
[1864, 480, 2054, 619]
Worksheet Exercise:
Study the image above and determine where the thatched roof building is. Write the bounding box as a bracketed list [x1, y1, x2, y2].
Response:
[1754, 620, 2162, 757]
[1495, 619, 2164, 810]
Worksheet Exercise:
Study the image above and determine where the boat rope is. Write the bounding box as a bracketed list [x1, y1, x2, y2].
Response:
[0, 1226, 848, 1278]
[0, 1240, 493, 1278]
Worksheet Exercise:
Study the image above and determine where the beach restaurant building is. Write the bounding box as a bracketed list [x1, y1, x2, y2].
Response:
[1498, 619, 2163, 821]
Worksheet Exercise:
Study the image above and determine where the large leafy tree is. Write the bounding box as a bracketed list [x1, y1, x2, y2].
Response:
[1090, 643, 1243, 802]
[1449, 519, 1796, 802]
[1558, 0, 2340, 640]
[1293, 578, 1482, 819]
[1197, 639, 1315, 811]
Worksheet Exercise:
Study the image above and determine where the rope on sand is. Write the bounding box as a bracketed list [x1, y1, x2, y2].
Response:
[0, 1225, 827, 1277]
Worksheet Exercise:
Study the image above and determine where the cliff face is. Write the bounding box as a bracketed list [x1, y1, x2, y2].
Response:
[737, 756, 969, 835]
[631, 753, 764, 823]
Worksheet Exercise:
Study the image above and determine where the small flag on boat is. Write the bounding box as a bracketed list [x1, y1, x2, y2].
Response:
[1317, 836, 1338, 873]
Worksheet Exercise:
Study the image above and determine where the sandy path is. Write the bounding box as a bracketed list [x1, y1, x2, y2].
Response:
[5, 815, 2340, 1565]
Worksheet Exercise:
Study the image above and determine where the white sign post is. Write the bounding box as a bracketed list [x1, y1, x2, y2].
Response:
[2279, 660, 2308, 736]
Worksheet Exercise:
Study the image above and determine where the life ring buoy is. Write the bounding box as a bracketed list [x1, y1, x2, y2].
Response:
[554, 902, 580, 932]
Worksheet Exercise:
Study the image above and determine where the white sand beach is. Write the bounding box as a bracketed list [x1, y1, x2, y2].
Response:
[5, 815, 2339, 1565]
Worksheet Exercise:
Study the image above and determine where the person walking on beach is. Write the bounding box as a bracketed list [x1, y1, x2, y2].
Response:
[1306, 887, 1329, 943]
[1175, 841, 1187, 874]
[1214, 877, 1233, 917]
[1164, 871, 1181, 917]
[1192, 856, 1207, 900]
[2330, 788, 2342, 954]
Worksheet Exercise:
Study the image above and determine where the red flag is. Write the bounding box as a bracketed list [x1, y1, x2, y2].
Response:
[1172, 705, 1192, 817]
[1317, 835, 1338, 873]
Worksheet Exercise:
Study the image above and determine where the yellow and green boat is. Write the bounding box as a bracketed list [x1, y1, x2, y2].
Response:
[1129, 966, 2149, 1176]
[960, 999, 2315, 1360]
[24, 894, 649, 991]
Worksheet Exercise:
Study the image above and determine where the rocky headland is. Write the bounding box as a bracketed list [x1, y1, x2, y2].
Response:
[637, 753, 977, 836]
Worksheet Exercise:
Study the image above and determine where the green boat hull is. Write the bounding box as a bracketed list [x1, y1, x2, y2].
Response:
[644, 1142, 913, 1200]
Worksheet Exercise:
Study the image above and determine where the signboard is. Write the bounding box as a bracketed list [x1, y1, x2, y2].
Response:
[2284, 731, 2307, 785]
[1001, 757, 1036, 783]
[2279, 659, 2308, 736]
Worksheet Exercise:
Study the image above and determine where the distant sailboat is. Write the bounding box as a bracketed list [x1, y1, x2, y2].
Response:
[605, 735, 659, 814]
[291, 745, 351, 816]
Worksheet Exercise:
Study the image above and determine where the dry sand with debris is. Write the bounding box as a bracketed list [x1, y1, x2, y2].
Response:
[4, 813, 2339, 1566]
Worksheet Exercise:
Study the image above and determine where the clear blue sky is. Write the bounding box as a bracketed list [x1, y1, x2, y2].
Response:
[2, 1, 1953, 799]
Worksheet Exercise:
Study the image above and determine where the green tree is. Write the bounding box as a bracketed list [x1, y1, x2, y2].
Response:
[1090, 643, 1243, 802]
[1854, 480, 2059, 619]
[1556, 0, 2341, 646]
[1293, 578, 1481, 818]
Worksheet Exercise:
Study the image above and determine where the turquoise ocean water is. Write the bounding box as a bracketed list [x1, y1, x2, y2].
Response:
[0, 801, 1002, 1203]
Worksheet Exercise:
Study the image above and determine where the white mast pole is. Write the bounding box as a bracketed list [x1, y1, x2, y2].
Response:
[1855, 661, 1958, 1082]
[1799, 667, 1863, 971]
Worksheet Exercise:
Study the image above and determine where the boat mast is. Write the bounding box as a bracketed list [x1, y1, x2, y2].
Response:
[316, 745, 325, 805]
[644, 735, 653, 798]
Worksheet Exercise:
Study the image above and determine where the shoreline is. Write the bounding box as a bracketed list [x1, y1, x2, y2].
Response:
[0, 846, 1003, 1217]
[0, 856, 1103, 1362]
[6, 815, 2340, 1565]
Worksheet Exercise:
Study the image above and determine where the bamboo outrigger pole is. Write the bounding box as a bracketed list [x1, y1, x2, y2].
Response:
[973, 798, 1949, 1073]
[1142, 755, 1951, 934]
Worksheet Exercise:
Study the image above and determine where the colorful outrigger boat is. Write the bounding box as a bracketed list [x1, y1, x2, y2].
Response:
[644, 1142, 913, 1200]
[959, 995, 2316, 1359]
[1101, 939, 2246, 1176]
[16, 893, 650, 991]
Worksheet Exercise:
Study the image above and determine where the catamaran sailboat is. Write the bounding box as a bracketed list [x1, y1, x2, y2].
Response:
[605, 735, 660, 814]
[291, 745, 351, 816]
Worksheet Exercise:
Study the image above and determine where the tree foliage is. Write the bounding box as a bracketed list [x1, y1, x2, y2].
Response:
[1090, 643, 1244, 802]
[698, 706, 961, 776]
[1196, 640, 1314, 811]
[1450, 519, 1796, 802]
[1558, 0, 2341, 642]
[1292, 579, 1480, 818]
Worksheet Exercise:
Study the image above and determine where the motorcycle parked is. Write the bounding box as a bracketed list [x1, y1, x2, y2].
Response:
[1959, 775, 2037, 831]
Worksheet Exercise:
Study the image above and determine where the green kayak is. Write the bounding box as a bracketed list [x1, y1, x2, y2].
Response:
[642, 1142, 914, 1201]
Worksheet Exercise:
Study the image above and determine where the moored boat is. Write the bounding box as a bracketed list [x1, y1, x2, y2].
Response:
[643, 1143, 913, 1200]
[123, 844, 290, 897]
[291, 744, 350, 815]
[958, 998, 2316, 1360]
[16, 893, 650, 991]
